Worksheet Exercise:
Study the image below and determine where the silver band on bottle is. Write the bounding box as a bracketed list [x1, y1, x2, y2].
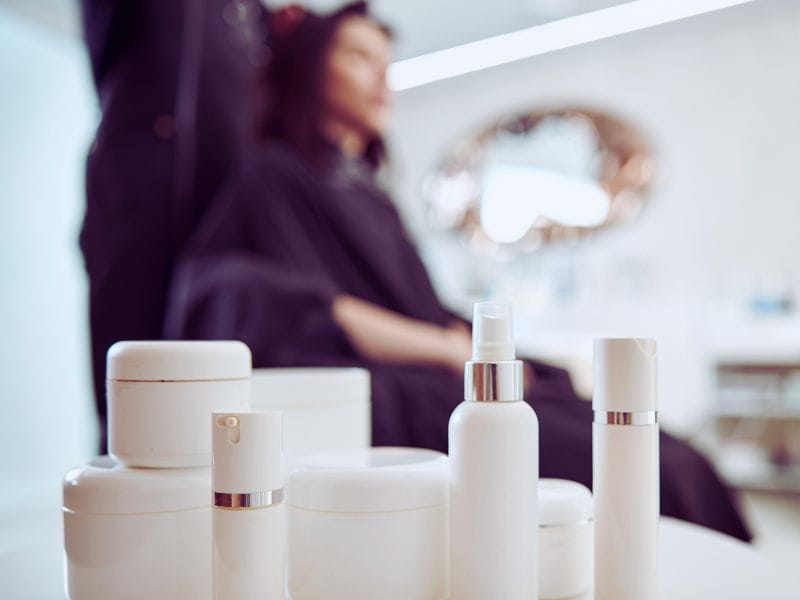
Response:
[593, 410, 658, 426]
[214, 488, 284, 509]
[465, 361, 524, 402]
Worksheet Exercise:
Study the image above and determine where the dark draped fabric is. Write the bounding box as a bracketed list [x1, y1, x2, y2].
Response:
[79, 0, 268, 450]
[165, 142, 752, 542]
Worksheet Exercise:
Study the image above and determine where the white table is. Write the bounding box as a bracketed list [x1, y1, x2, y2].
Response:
[0, 513, 794, 599]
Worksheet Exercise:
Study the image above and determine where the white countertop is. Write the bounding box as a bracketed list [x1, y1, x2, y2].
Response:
[0, 510, 794, 599]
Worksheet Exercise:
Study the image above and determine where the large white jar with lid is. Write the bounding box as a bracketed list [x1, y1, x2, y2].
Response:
[107, 340, 251, 467]
[63, 456, 212, 600]
[64, 340, 252, 599]
[287, 447, 449, 600]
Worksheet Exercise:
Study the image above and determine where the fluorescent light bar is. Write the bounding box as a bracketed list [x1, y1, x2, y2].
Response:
[388, 0, 760, 91]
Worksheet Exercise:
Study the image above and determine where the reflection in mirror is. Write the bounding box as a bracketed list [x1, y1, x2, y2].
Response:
[423, 107, 657, 257]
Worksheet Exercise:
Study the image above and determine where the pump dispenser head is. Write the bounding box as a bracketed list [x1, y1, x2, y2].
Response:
[472, 302, 515, 361]
[465, 302, 523, 402]
[212, 410, 284, 509]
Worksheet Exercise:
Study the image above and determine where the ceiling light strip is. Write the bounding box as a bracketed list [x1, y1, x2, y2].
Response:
[388, 0, 760, 91]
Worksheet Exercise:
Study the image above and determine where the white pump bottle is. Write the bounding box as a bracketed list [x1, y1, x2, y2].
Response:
[212, 410, 285, 600]
[593, 338, 659, 600]
[448, 302, 539, 600]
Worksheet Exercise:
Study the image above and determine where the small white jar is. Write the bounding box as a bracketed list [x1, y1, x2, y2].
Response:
[63, 456, 212, 600]
[287, 447, 448, 600]
[251, 368, 371, 475]
[538, 478, 594, 600]
[108, 340, 251, 468]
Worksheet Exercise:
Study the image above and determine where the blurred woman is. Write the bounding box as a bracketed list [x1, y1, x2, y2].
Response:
[166, 2, 751, 540]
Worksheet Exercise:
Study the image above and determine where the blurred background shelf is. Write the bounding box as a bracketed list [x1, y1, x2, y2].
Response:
[708, 357, 800, 494]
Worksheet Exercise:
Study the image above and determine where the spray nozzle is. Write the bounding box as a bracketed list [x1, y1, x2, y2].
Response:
[472, 302, 515, 362]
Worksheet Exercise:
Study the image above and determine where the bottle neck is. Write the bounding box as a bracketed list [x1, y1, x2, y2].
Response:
[464, 360, 524, 402]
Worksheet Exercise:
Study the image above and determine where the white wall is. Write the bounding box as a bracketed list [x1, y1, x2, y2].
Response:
[390, 0, 800, 432]
[0, 8, 97, 521]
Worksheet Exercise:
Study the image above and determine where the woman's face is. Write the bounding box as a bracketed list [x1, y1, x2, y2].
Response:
[322, 16, 393, 138]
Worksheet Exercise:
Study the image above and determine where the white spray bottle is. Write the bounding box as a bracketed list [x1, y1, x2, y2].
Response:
[593, 338, 659, 600]
[449, 302, 539, 600]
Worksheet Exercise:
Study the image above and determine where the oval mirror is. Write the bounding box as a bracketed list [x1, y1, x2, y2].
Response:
[423, 107, 657, 256]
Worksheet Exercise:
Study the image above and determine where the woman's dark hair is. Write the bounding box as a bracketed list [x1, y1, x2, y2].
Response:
[261, 2, 391, 169]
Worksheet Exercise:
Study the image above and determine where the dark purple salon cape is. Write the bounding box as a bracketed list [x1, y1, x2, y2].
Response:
[79, 0, 268, 450]
[166, 142, 752, 542]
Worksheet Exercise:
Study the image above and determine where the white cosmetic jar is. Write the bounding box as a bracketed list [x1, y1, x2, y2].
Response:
[251, 368, 371, 476]
[62, 456, 212, 600]
[108, 340, 251, 467]
[287, 447, 449, 600]
[538, 478, 594, 600]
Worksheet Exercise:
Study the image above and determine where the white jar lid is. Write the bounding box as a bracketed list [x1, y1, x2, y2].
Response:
[251, 368, 370, 407]
[63, 456, 210, 514]
[107, 340, 251, 382]
[539, 478, 593, 527]
[288, 447, 447, 513]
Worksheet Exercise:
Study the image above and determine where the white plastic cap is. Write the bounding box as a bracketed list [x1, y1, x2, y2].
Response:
[288, 447, 448, 513]
[472, 302, 515, 361]
[538, 478, 593, 527]
[593, 338, 657, 412]
[63, 456, 210, 514]
[212, 411, 283, 494]
[107, 340, 251, 381]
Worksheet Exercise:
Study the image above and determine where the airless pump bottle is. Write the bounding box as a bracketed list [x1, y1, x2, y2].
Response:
[593, 338, 659, 600]
[212, 411, 285, 600]
[449, 302, 539, 600]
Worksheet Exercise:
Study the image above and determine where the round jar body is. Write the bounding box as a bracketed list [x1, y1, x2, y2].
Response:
[539, 522, 593, 599]
[109, 379, 249, 467]
[287, 447, 449, 600]
[538, 478, 594, 600]
[251, 368, 371, 476]
[288, 504, 447, 600]
[64, 506, 211, 600]
[63, 457, 212, 600]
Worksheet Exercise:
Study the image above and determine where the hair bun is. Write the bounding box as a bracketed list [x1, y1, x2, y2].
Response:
[270, 4, 308, 37]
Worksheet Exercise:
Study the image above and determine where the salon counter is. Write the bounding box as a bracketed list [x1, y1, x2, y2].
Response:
[0, 510, 793, 599]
